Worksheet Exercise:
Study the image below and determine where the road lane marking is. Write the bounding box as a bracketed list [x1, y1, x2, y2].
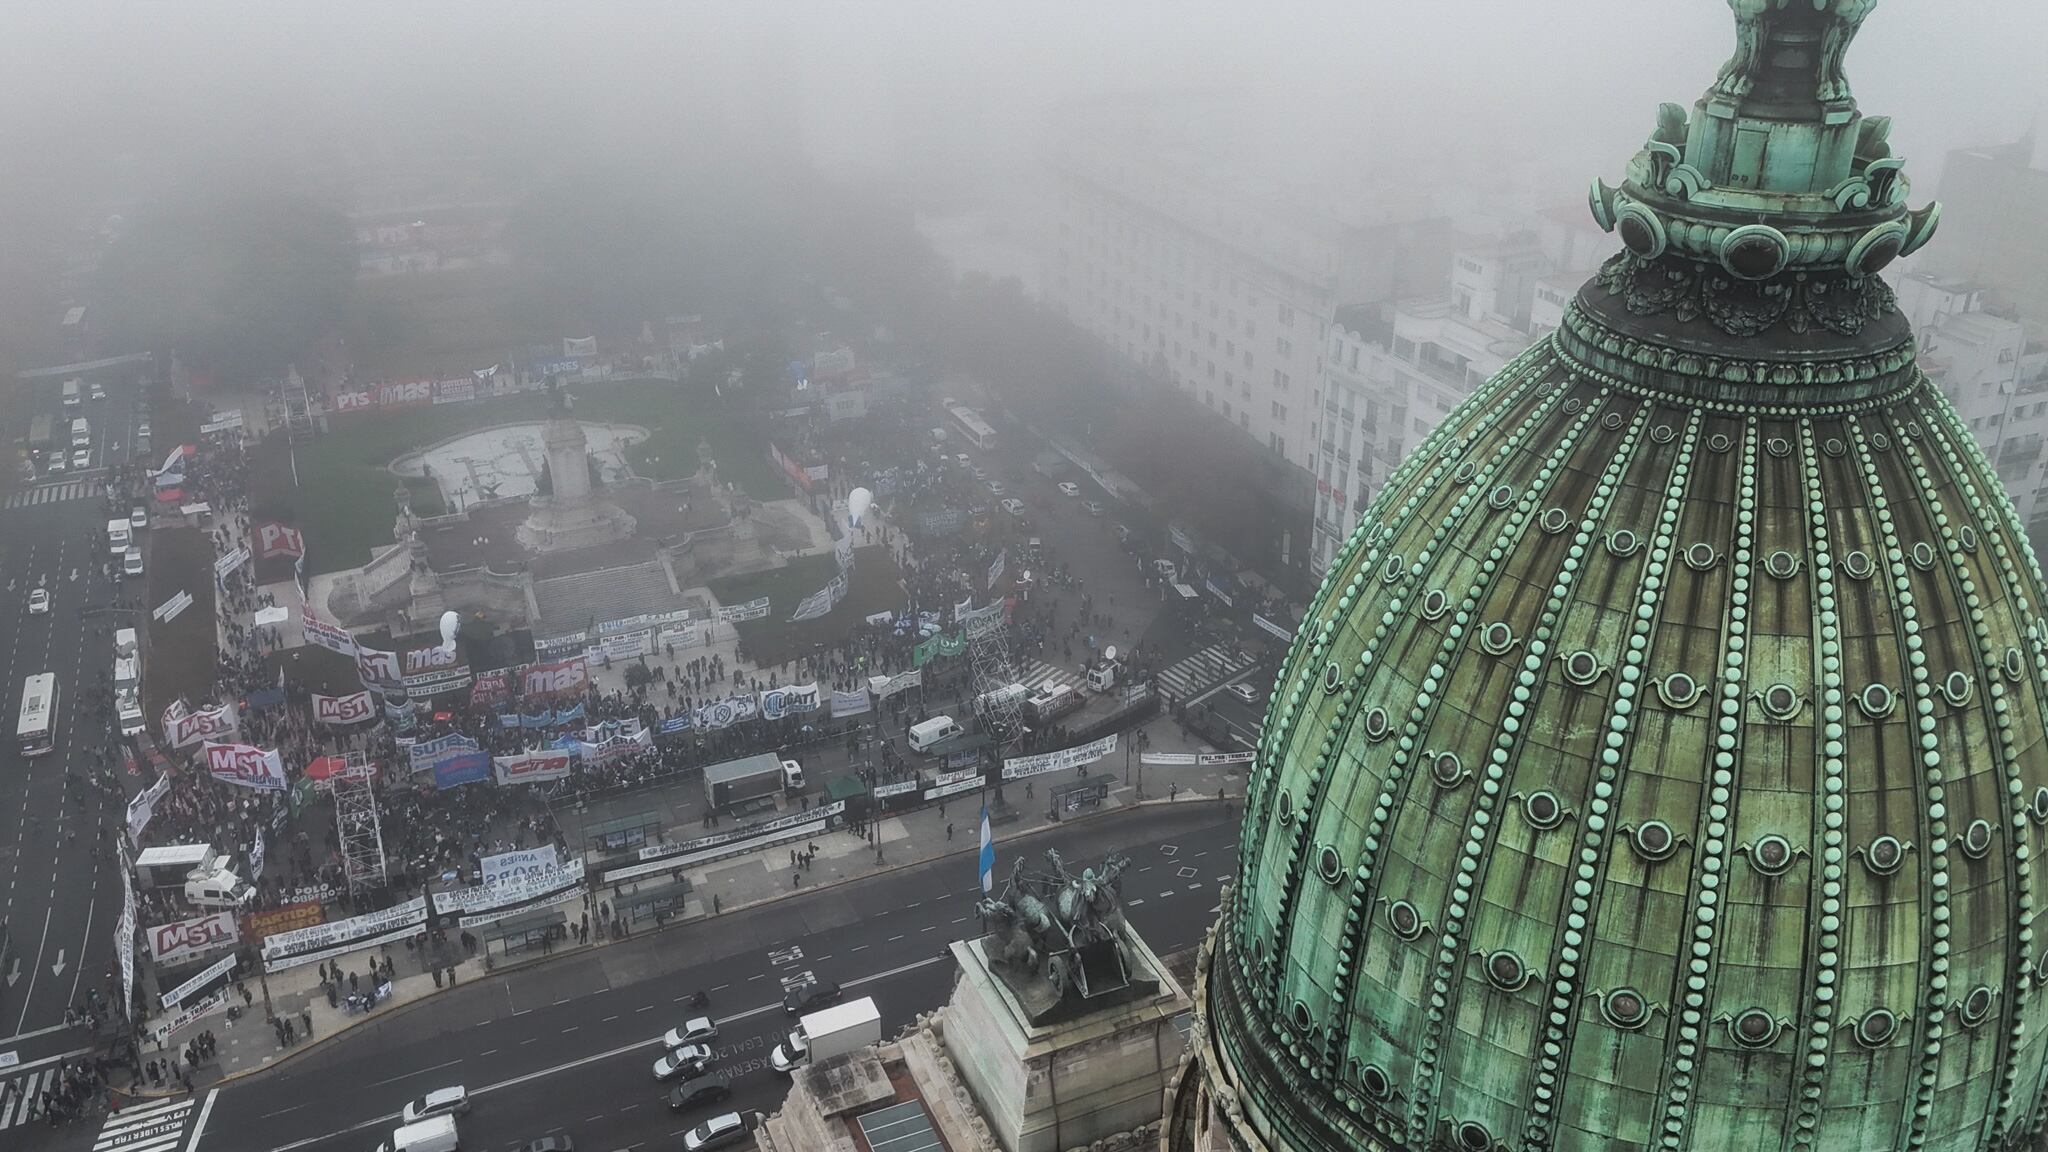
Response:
[889, 935, 904, 942]
[850, 944, 868, 952]
[183, 1089, 218, 1152]
[365, 1057, 463, 1089]
[479, 1049, 497, 1056]
[562, 1027, 578, 1034]
[603, 1016, 619, 1022]
[636, 1005, 654, 1013]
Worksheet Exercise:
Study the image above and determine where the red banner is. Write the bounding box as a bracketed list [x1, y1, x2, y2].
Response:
[203, 742, 286, 791]
[305, 755, 376, 784]
[493, 751, 573, 785]
[522, 657, 589, 699]
[254, 521, 305, 559]
[470, 668, 514, 707]
[147, 912, 240, 963]
[242, 901, 325, 942]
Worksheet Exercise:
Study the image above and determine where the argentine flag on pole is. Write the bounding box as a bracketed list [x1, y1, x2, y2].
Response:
[979, 801, 995, 894]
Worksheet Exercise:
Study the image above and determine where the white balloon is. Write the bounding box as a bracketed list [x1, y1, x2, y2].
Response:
[847, 487, 873, 528]
[440, 610, 460, 652]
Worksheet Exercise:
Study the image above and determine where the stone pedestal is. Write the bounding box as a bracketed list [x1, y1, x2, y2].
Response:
[516, 408, 637, 553]
[941, 930, 1189, 1152]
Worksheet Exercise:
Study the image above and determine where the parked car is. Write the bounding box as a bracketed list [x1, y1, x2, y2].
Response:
[45, 453, 65, 474]
[124, 547, 144, 577]
[401, 1086, 471, 1123]
[519, 1138, 573, 1152]
[985, 480, 1006, 496]
[130, 506, 148, 529]
[682, 1113, 750, 1152]
[653, 1044, 713, 1082]
[663, 1018, 719, 1049]
[1082, 500, 1105, 517]
[70, 447, 90, 470]
[971, 466, 989, 481]
[783, 980, 843, 1015]
[1227, 683, 1260, 704]
[1057, 481, 1081, 497]
[667, 1080, 733, 1114]
[27, 588, 49, 614]
[1000, 499, 1026, 519]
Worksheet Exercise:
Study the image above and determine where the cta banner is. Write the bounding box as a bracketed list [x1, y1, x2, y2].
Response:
[759, 683, 820, 720]
[166, 703, 237, 749]
[492, 751, 573, 786]
[147, 911, 240, 964]
[203, 742, 287, 791]
[522, 657, 589, 699]
[255, 521, 306, 559]
[1000, 734, 1118, 781]
[312, 691, 375, 726]
[481, 846, 560, 887]
[303, 614, 357, 657]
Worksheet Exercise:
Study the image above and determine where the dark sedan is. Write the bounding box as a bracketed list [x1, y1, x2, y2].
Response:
[783, 980, 843, 1014]
[669, 1080, 734, 1114]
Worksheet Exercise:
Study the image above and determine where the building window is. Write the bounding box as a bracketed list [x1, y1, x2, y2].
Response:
[1277, 337, 1293, 357]
[1394, 336, 1416, 361]
[1206, 391, 1215, 408]
[1274, 370, 1291, 391]
[1279, 303, 1296, 326]
[1271, 432, 1287, 456]
[1244, 350, 1254, 369]
[1241, 412, 1252, 432]
[1272, 401, 1288, 422]
[1224, 400, 1234, 418]
[1455, 290, 1474, 315]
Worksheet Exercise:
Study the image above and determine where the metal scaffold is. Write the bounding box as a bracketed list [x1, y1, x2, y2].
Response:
[963, 606, 1027, 749]
[334, 752, 388, 896]
[283, 366, 317, 444]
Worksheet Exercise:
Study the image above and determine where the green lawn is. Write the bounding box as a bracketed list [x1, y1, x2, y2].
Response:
[706, 545, 902, 668]
[252, 379, 786, 575]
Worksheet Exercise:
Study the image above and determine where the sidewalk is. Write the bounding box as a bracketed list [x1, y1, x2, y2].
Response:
[114, 735, 1246, 1097]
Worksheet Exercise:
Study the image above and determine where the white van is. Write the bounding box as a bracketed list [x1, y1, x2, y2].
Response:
[385, 1115, 459, 1152]
[108, 518, 132, 555]
[908, 716, 964, 753]
[61, 378, 81, 408]
[71, 418, 91, 448]
[184, 867, 255, 909]
[780, 759, 805, 792]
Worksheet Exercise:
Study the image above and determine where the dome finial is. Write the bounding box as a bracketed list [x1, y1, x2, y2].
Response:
[1708, 0, 1877, 109]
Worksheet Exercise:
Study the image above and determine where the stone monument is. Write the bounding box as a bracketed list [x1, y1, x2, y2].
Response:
[515, 382, 637, 553]
[941, 849, 1189, 1152]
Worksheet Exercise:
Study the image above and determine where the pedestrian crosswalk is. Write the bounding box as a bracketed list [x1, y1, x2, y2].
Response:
[0, 1065, 60, 1129]
[1157, 643, 1260, 701]
[5, 479, 104, 509]
[1017, 659, 1085, 696]
[93, 1095, 196, 1152]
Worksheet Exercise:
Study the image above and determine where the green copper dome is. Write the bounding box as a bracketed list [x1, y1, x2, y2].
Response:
[1199, 4, 2048, 1151]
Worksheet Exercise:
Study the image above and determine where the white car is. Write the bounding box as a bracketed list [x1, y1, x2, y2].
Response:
[401, 1085, 470, 1123]
[1057, 481, 1081, 497]
[1001, 498, 1026, 518]
[27, 588, 49, 614]
[682, 1113, 749, 1152]
[130, 506, 148, 529]
[70, 447, 90, 470]
[46, 453, 66, 474]
[654, 1043, 713, 1082]
[1227, 683, 1260, 704]
[123, 547, 143, 577]
[663, 1017, 718, 1049]
[985, 480, 1006, 496]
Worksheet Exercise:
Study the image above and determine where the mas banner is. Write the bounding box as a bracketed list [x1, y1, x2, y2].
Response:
[522, 657, 589, 699]
[254, 521, 306, 559]
[147, 911, 241, 965]
[167, 702, 237, 749]
[400, 643, 472, 695]
[302, 614, 356, 657]
[203, 741, 287, 791]
[492, 751, 573, 786]
[830, 688, 872, 718]
[312, 691, 375, 726]
[759, 683, 820, 720]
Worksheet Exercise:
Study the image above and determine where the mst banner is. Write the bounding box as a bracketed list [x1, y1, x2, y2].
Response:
[312, 691, 375, 726]
[203, 742, 288, 791]
[147, 911, 240, 964]
[165, 702, 237, 749]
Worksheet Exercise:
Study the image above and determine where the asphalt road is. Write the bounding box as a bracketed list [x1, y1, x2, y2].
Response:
[167, 804, 1237, 1152]
[1, 378, 144, 1061]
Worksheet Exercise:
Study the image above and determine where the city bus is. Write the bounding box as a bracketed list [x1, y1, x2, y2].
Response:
[17, 673, 59, 757]
[947, 405, 997, 452]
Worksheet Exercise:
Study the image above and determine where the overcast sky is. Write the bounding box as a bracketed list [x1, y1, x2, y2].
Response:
[0, 2, 2042, 217]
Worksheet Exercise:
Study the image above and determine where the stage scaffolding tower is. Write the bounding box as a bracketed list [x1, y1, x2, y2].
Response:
[334, 751, 389, 896]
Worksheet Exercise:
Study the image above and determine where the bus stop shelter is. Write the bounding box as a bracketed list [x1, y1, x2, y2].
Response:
[483, 908, 569, 963]
[585, 811, 663, 853]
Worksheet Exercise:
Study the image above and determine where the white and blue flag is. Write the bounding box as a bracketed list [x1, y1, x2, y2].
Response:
[979, 801, 995, 894]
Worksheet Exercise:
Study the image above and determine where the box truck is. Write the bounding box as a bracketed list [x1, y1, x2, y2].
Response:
[771, 996, 880, 1072]
[702, 752, 790, 809]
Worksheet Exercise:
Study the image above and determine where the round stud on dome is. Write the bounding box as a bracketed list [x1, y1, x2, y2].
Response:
[1858, 683, 1896, 719]
[1854, 1008, 1898, 1048]
[1456, 1120, 1493, 1152]
[1720, 224, 1791, 280]
[1430, 751, 1466, 788]
[1488, 484, 1515, 510]
[1388, 900, 1423, 941]
[1523, 791, 1566, 831]
[1683, 542, 1718, 572]
[1845, 221, 1909, 278]
[1761, 684, 1802, 720]
[1658, 672, 1701, 708]
[1730, 1008, 1780, 1048]
[1764, 550, 1800, 579]
[1364, 707, 1392, 742]
[1864, 835, 1906, 876]
[1479, 623, 1517, 656]
[1422, 589, 1450, 620]
[1485, 949, 1531, 992]
[1842, 550, 1875, 580]
[1750, 834, 1796, 876]
[1632, 820, 1679, 862]
[1708, 432, 1733, 453]
[1602, 988, 1650, 1029]
[1563, 650, 1602, 686]
[1360, 1064, 1391, 1100]
[1961, 818, 1993, 860]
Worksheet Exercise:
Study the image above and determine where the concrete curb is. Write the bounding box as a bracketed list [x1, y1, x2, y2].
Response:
[130, 796, 1236, 1092]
